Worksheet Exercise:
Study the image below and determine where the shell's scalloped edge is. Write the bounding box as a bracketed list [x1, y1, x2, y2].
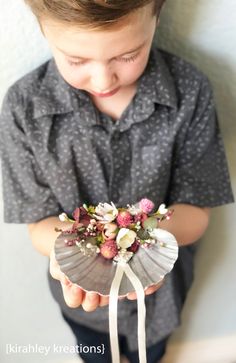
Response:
[63, 274, 165, 297]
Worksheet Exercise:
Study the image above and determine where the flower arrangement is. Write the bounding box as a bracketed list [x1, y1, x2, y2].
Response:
[57, 199, 173, 263]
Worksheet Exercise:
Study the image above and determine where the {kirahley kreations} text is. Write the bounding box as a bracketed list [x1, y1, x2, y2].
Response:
[6, 343, 105, 355]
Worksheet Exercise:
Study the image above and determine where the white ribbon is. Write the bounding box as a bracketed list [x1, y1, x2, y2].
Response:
[109, 261, 147, 363]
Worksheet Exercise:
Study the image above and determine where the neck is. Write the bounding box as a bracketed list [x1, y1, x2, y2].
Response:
[90, 83, 137, 120]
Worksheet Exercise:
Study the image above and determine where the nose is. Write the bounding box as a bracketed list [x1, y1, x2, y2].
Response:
[90, 63, 117, 92]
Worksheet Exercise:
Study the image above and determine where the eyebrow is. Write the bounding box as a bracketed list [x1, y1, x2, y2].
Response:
[56, 42, 145, 60]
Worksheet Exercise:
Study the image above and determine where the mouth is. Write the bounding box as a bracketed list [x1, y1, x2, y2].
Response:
[91, 87, 120, 98]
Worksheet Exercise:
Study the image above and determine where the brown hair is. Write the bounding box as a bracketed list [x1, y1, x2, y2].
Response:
[24, 0, 166, 28]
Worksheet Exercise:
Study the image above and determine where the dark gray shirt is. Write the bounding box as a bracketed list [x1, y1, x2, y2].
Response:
[0, 48, 234, 350]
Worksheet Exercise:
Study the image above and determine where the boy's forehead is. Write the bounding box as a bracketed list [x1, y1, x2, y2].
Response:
[42, 5, 156, 59]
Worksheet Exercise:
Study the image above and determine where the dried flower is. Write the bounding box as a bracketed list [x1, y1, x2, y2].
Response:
[59, 213, 69, 222]
[128, 240, 140, 253]
[127, 203, 141, 215]
[134, 212, 148, 224]
[158, 204, 168, 215]
[139, 198, 155, 213]
[102, 222, 118, 240]
[117, 211, 133, 227]
[60, 199, 173, 262]
[100, 240, 118, 259]
[116, 228, 137, 249]
[94, 202, 118, 222]
[72, 207, 91, 227]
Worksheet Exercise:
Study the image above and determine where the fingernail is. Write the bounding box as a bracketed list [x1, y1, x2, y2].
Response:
[72, 285, 81, 294]
[87, 292, 96, 301]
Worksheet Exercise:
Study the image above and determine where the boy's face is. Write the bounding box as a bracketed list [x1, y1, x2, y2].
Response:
[42, 4, 157, 98]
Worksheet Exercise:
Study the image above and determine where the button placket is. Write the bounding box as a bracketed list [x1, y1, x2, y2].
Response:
[108, 128, 132, 205]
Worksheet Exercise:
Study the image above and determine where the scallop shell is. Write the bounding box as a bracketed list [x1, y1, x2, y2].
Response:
[54, 228, 178, 296]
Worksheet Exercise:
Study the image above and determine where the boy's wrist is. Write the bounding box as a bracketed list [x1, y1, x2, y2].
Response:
[159, 204, 211, 246]
[28, 216, 72, 257]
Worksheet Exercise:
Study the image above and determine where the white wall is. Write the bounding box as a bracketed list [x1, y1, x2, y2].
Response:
[156, 0, 236, 345]
[0, 2, 78, 363]
[0, 1, 235, 362]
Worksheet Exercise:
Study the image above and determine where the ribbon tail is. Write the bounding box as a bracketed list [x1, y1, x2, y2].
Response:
[123, 263, 147, 363]
[109, 263, 125, 363]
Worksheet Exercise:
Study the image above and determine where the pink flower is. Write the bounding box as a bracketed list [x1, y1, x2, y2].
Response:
[100, 240, 118, 260]
[116, 211, 133, 227]
[102, 223, 118, 240]
[139, 198, 155, 214]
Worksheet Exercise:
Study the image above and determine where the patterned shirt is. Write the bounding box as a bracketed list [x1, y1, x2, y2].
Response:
[0, 48, 234, 350]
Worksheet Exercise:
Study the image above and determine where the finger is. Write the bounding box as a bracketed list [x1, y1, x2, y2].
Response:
[127, 280, 164, 300]
[49, 262, 60, 280]
[145, 281, 164, 296]
[61, 283, 84, 308]
[99, 295, 109, 307]
[82, 292, 100, 312]
[126, 291, 137, 300]
[61, 274, 72, 287]
[144, 285, 159, 295]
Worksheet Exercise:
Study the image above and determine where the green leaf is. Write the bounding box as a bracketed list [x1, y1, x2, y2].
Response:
[137, 229, 150, 239]
[143, 217, 158, 230]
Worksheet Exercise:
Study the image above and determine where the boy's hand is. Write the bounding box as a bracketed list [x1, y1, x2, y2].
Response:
[126, 280, 164, 300]
[50, 250, 163, 310]
[49, 250, 109, 311]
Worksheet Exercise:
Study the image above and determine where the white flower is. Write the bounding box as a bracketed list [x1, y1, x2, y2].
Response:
[116, 228, 137, 249]
[127, 203, 141, 215]
[94, 202, 118, 222]
[158, 203, 168, 215]
[59, 213, 68, 222]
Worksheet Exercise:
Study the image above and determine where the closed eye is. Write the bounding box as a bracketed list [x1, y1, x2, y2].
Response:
[67, 59, 86, 66]
[116, 53, 140, 63]
[67, 51, 140, 67]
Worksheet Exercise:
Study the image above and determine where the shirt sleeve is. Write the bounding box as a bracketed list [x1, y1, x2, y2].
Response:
[0, 86, 61, 223]
[168, 76, 234, 207]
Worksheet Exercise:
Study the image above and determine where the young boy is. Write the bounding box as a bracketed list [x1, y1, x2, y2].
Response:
[0, 0, 234, 362]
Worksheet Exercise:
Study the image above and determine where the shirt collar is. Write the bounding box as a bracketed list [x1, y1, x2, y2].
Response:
[137, 47, 177, 109]
[32, 48, 177, 120]
[117, 48, 178, 132]
[32, 59, 75, 119]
